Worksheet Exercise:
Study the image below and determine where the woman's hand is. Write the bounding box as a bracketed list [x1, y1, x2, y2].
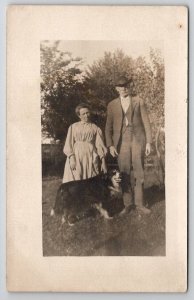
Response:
[101, 157, 107, 174]
[69, 155, 76, 170]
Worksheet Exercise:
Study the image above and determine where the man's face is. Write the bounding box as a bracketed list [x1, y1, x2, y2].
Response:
[116, 86, 129, 98]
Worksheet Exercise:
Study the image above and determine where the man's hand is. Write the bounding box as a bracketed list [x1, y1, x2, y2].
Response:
[145, 143, 151, 156]
[69, 155, 76, 170]
[109, 146, 118, 157]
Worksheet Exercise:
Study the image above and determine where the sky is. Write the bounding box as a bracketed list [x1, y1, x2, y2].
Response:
[43, 40, 164, 70]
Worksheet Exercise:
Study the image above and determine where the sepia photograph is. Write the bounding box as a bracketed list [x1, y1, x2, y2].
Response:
[7, 6, 187, 291]
[41, 40, 165, 256]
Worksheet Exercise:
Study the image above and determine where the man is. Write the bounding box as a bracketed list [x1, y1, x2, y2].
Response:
[105, 76, 152, 214]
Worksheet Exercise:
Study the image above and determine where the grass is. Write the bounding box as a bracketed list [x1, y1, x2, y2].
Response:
[42, 167, 165, 256]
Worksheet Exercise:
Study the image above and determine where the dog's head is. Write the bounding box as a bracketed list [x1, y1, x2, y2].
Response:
[108, 169, 122, 188]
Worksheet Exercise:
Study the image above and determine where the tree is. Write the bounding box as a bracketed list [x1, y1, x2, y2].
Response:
[86, 48, 165, 140]
[134, 48, 165, 133]
[41, 41, 88, 142]
[86, 50, 134, 102]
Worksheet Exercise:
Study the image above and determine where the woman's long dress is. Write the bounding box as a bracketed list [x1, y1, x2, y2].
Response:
[62, 121, 107, 183]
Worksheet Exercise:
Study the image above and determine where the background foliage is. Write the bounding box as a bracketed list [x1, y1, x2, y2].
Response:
[41, 41, 164, 144]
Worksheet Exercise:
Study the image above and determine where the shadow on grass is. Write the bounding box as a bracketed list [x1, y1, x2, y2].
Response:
[145, 185, 165, 208]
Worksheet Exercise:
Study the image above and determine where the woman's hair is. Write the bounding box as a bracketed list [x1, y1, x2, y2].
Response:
[75, 103, 91, 117]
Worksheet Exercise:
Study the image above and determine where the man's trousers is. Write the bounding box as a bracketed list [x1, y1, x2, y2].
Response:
[117, 126, 145, 208]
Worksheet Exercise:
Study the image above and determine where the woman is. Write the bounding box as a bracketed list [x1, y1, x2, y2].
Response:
[62, 103, 107, 183]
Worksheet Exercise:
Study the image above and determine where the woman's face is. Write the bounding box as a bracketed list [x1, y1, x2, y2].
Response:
[79, 108, 91, 123]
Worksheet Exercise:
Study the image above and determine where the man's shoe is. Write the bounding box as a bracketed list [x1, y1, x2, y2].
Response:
[119, 205, 134, 215]
[119, 207, 128, 215]
[136, 206, 151, 215]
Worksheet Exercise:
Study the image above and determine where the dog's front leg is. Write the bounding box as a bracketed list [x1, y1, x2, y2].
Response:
[93, 203, 113, 219]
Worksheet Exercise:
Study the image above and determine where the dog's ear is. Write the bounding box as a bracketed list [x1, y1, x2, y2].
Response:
[101, 173, 108, 181]
[108, 169, 116, 177]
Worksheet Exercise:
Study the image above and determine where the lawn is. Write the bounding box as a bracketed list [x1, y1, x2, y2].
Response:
[42, 168, 165, 256]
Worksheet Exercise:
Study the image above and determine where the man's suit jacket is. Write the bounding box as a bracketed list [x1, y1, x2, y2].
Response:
[105, 95, 152, 151]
